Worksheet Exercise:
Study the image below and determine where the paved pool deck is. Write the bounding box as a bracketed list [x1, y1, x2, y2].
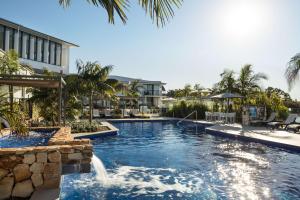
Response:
[206, 124, 300, 151]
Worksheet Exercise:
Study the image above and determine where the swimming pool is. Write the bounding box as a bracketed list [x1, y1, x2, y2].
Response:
[0, 130, 56, 148]
[61, 121, 300, 199]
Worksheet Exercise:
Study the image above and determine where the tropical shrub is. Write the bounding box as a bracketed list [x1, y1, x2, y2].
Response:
[69, 121, 109, 133]
[164, 101, 209, 119]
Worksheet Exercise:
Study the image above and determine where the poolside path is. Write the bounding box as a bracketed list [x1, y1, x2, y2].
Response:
[206, 124, 300, 151]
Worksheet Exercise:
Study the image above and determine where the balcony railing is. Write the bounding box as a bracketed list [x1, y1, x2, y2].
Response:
[143, 90, 161, 96]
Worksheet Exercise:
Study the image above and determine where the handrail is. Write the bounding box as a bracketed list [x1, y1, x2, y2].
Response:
[177, 110, 198, 126]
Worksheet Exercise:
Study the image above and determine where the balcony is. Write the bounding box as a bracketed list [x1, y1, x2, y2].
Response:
[143, 90, 161, 96]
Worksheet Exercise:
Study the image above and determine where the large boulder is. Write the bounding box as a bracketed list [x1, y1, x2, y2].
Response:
[44, 163, 61, 174]
[31, 173, 43, 187]
[12, 179, 34, 198]
[0, 177, 14, 200]
[13, 164, 31, 182]
[30, 163, 44, 174]
[23, 153, 36, 164]
[48, 151, 61, 163]
[68, 153, 83, 160]
[0, 168, 9, 180]
[36, 152, 47, 163]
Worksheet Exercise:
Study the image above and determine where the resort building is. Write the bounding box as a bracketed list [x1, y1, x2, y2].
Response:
[0, 18, 77, 101]
[0, 18, 78, 74]
[109, 75, 166, 109]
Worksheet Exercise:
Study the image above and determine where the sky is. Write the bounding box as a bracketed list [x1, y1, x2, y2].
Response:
[1, 0, 300, 99]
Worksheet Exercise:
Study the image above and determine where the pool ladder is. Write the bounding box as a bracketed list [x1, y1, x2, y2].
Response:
[176, 110, 198, 126]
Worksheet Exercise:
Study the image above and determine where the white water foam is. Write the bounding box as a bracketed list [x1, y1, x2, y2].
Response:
[91, 155, 203, 196]
[92, 155, 108, 185]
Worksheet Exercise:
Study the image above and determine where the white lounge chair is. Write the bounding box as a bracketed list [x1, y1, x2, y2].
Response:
[93, 109, 100, 118]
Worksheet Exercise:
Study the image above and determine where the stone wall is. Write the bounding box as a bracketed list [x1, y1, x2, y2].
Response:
[0, 127, 93, 199]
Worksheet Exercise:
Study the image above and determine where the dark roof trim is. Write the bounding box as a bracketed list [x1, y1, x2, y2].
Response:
[0, 18, 79, 47]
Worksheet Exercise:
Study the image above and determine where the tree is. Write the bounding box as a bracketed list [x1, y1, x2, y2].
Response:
[0, 50, 21, 111]
[30, 70, 82, 125]
[76, 60, 114, 123]
[59, 0, 182, 27]
[182, 84, 192, 97]
[191, 83, 204, 98]
[126, 80, 143, 108]
[237, 64, 267, 102]
[214, 69, 237, 93]
[285, 53, 300, 90]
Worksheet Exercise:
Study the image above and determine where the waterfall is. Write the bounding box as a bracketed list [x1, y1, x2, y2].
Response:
[92, 154, 108, 186]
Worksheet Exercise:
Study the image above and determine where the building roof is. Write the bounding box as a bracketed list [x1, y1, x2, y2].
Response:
[109, 75, 166, 85]
[0, 18, 79, 47]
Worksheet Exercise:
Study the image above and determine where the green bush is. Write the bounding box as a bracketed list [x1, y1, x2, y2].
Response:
[164, 101, 209, 120]
[68, 120, 108, 133]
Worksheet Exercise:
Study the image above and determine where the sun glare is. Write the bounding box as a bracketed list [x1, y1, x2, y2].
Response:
[218, 0, 269, 41]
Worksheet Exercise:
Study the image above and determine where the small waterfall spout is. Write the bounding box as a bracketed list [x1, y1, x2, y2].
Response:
[92, 154, 108, 185]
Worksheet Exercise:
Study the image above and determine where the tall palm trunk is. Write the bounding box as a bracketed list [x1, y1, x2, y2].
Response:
[89, 91, 93, 124]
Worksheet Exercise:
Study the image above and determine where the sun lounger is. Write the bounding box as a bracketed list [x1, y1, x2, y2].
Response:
[93, 109, 100, 118]
[104, 109, 112, 118]
[251, 112, 276, 126]
[286, 116, 300, 133]
[267, 114, 298, 129]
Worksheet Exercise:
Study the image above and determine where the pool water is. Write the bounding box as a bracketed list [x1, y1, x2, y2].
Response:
[61, 121, 300, 200]
[0, 130, 55, 148]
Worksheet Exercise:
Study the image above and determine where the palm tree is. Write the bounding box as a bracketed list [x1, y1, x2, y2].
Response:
[215, 69, 237, 93]
[192, 83, 204, 98]
[76, 60, 114, 123]
[59, 0, 182, 27]
[237, 64, 267, 98]
[182, 84, 192, 97]
[285, 53, 300, 90]
[127, 80, 143, 108]
[0, 50, 21, 111]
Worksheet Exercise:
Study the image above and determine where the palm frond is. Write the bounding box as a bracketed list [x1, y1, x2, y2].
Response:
[58, 0, 182, 26]
[285, 53, 300, 90]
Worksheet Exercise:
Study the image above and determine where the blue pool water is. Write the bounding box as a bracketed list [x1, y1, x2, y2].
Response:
[61, 121, 300, 199]
[0, 130, 55, 148]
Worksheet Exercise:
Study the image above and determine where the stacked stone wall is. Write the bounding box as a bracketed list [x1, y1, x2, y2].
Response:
[0, 127, 93, 199]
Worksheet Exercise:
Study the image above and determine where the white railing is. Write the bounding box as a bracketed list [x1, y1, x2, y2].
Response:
[177, 110, 198, 126]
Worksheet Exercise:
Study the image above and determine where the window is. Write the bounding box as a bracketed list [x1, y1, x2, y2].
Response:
[56, 43, 62, 66]
[0, 25, 5, 50]
[34, 36, 37, 60]
[18, 31, 22, 57]
[41, 39, 44, 61]
[8, 28, 14, 50]
[29, 35, 35, 60]
[26, 34, 30, 59]
[54, 43, 57, 65]
[48, 40, 52, 64]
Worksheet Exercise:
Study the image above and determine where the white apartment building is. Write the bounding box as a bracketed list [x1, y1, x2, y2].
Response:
[0, 18, 78, 74]
[109, 75, 166, 108]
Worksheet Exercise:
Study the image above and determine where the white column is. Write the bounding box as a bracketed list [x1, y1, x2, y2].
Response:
[4, 29, 9, 51]
[30, 36, 35, 60]
[37, 38, 42, 61]
[22, 34, 27, 58]
[50, 42, 55, 64]
[43, 40, 49, 63]
[61, 45, 69, 73]
[14, 31, 19, 52]
[56, 45, 61, 66]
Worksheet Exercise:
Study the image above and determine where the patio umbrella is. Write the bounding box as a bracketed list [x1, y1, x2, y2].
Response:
[207, 92, 244, 122]
[208, 92, 244, 99]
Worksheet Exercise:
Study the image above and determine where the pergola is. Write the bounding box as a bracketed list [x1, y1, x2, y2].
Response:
[0, 73, 66, 126]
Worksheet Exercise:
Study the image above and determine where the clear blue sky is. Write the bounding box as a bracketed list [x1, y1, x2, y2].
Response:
[1, 0, 300, 99]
